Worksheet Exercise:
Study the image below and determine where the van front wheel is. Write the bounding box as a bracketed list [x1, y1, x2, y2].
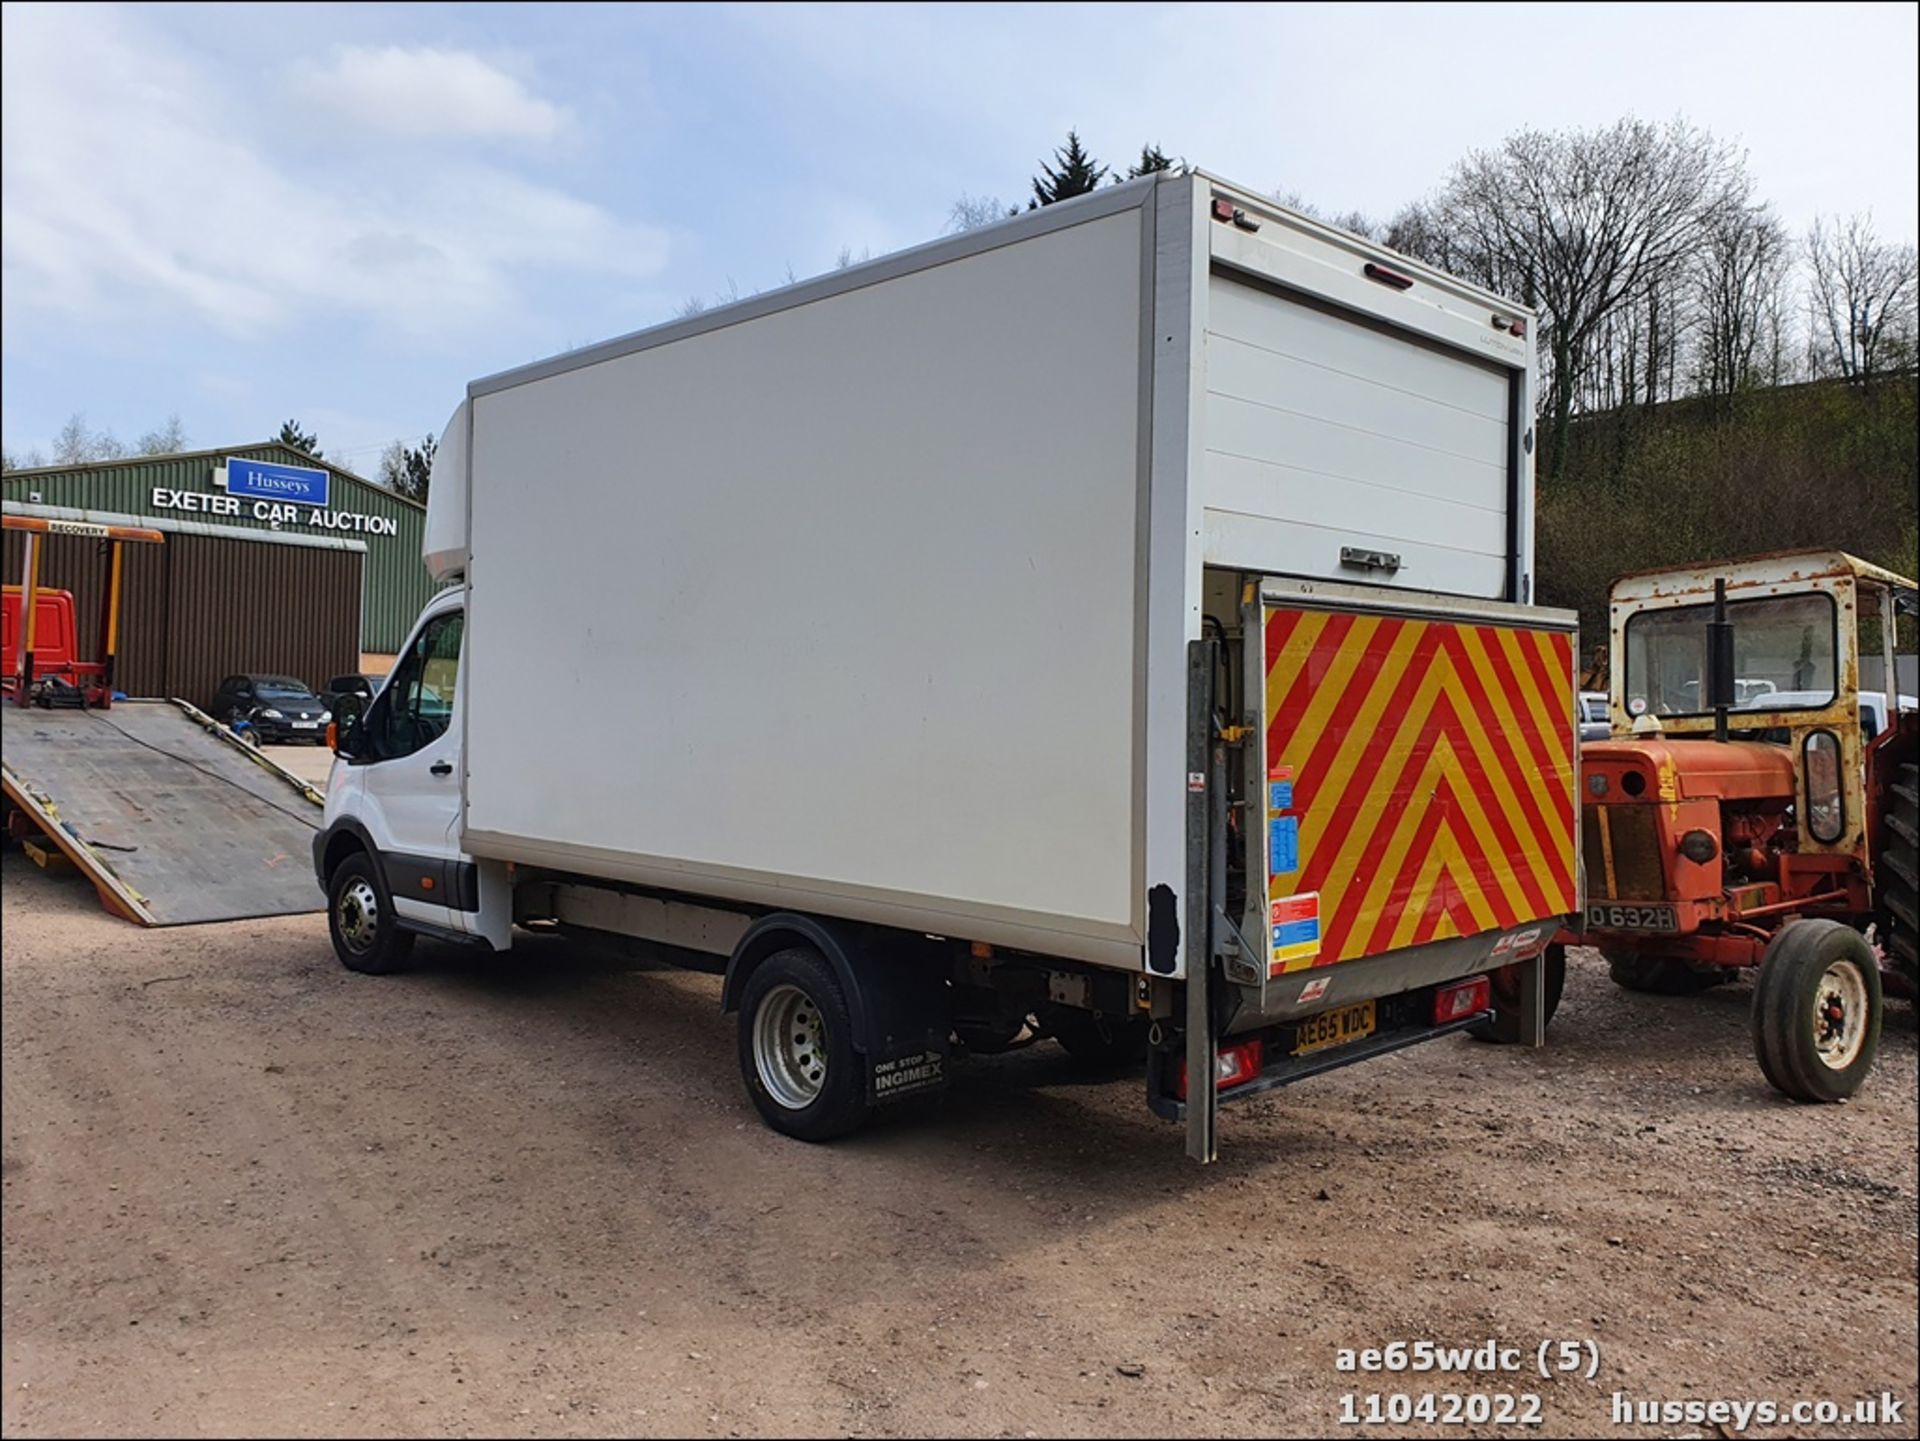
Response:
[327, 852, 414, 976]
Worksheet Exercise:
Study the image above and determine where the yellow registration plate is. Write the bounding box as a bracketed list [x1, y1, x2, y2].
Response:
[1293, 1000, 1376, 1057]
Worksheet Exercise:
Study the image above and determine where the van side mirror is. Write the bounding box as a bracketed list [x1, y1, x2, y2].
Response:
[332, 692, 365, 756]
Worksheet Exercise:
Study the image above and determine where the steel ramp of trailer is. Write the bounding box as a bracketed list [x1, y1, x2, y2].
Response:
[1, 699, 325, 925]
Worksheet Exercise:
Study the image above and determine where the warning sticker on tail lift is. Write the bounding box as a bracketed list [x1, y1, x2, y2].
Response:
[1269, 891, 1322, 972]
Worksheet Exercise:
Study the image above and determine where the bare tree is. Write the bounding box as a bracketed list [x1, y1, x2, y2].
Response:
[1429, 118, 1750, 480]
[1271, 188, 1321, 219]
[1805, 213, 1919, 385]
[1383, 200, 1464, 271]
[1692, 205, 1787, 402]
[51, 412, 126, 465]
[52, 414, 92, 464]
[1755, 276, 1798, 388]
[378, 439, 409, 490]
[136, 413, 188, 456]
[947, 194, 1013, 233]
[1328, 209, 1383, 243]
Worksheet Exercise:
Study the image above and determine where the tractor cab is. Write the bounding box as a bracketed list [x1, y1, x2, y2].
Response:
[1580, 550, 1917, 1104]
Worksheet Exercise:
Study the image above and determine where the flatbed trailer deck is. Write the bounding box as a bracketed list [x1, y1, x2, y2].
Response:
[2, 699, 324, 925]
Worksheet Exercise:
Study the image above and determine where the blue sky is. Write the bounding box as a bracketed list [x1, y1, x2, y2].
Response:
[4, 1, 1916, 476]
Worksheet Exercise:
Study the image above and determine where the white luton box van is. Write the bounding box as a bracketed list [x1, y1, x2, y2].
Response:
[314, 169, 1580, 1159]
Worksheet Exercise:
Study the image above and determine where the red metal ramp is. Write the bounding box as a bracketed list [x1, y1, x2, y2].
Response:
[1, 700, 325, 925]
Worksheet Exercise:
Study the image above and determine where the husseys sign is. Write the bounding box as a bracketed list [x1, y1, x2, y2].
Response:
[147, 456, 401, 537]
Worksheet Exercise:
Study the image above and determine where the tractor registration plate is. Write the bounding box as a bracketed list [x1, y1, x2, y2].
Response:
[1293, 1000, 1375, 1057]
[1586, 902, 1678, 932]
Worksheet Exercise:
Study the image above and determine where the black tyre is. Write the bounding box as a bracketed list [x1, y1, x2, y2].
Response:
[1469, 944, 1567, 1044]
[1605, 948, 1731, 995]
[1045, 1006, 1150, 1066]
[737, 948, 870, 1142]
[326, 851, 415, 976]
[1751, 919, 1882, 1103]
[1881, 761, 1918, 987]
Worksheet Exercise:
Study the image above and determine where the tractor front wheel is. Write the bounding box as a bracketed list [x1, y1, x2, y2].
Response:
[1752, 920, 1882, 1103]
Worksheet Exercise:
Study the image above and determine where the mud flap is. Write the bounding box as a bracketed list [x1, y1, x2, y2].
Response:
[855, 948, 951, 1107]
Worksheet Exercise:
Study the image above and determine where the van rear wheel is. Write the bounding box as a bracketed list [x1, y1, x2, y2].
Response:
[737, 948, 870, 1142]
[1045, 1006, 1150, 1066]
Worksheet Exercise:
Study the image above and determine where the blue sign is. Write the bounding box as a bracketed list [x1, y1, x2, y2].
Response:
[225, 456, 328, 507]
[1269, 815, 1300, 875]
[1272, 918, 1320, 948]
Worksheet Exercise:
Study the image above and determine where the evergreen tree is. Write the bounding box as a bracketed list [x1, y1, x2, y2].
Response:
[277, 419, 322, 458]
[399, 434, 436, 502]
[1029, 130, 1108, 208]
[1127, 144, 1172, 178]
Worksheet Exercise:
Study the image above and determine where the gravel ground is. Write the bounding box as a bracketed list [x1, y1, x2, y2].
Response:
[3, 848, 1915, 1438]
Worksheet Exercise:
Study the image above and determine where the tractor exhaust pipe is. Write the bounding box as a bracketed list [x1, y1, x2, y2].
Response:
[1707, 578, 1735, 743]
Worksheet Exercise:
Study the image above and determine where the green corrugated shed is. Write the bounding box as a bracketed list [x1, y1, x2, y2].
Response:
[2, 443, 433, 653]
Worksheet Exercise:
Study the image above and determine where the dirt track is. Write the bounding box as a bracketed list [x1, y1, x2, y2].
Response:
[3, 848, 1916, 1438]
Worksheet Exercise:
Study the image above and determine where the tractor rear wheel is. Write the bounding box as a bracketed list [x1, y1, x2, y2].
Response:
[1605, 948, 1731, 996]
[1044, 1007, 1150, 1067]
[1751, 919, 1882, 1103]
[1469, 944, 1566, 1043]
[1881, 760, 1919, 988]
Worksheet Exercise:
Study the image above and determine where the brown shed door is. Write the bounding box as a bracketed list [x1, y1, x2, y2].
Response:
[167, 534, 361, 710]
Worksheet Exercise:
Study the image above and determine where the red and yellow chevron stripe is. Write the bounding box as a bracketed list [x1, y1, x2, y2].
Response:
[1264, 605, 1577, 972]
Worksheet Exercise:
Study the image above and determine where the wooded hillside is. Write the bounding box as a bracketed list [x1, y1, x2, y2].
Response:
[1537, 373, 1918, 641]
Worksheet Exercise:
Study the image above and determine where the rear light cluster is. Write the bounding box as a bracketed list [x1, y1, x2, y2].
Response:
[1210, 197, 1260, 232]
[1174, 1036, 1264, 1099]
[1433, 974, 1490, 1025]
[1363, 261, 1415, 291]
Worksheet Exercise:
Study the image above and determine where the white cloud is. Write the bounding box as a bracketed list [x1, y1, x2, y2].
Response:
[295, 44, 568, 142]
[0, 6, 666, 342]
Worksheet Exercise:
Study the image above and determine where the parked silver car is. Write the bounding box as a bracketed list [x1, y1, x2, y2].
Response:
[1577, 691, 1610, 742]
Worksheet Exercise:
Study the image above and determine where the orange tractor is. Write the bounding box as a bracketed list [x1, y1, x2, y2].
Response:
[1579, 550, 1917, 1102]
